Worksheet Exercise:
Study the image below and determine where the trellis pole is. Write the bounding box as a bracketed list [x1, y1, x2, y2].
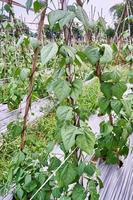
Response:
[20, 0, 48, 151]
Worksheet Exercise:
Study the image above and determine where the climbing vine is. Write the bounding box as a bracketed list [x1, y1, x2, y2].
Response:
[0, 0, 133, 200]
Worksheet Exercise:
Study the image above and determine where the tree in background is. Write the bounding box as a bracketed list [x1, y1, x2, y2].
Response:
[105, 27, 115, 38]
[72, 22, 84, 42]
[0, 13, 30, 36]
[0, 2, 31, 36]
[110, 0, 133, 37]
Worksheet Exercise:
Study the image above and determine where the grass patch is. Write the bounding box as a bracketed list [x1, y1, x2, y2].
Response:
[0, 112, 56, 187]
[79, 77, 101, 119]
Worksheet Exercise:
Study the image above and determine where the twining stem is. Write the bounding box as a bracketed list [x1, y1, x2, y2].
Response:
[76, 0, 83, 7]
[109, 113, 113, 126]
[20, 3, 48, 151]
[96, 61, 101, 80]
[61, 0, 80, 128]
[95, 61, 113, 125]
[61, 1, 83, 184]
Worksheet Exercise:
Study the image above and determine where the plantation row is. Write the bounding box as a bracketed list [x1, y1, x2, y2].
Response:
[0, 0, 133, 200]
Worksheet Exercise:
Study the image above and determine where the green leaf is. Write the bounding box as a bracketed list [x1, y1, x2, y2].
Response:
[56, 106, 73, 122]
[126, 55, 133, 63]
[72, 184, 86, 200]
[61, 125, 81, 151]
[75, 54, 84, 66]
[20, 68, 30, 81]
[35, 191, 45, 200]
[23, 180, 37, 193]
[8, 122, 22, 137]
[76, 127, 95, 154]
[77, 163, 86, 176]
[59, 11, 75, 29]
[111, 99, 122, 114]
[17, 152, 25, 165]
[100, 121, 113, 135]
[100, 44, 113, 64]
[16, 186, 24, 200]
[112, 82, 127, 99]
[29, 37, 40, 49]
[123, 31, 130, 39]
[112, 43, 118, 55]
[41, 42, 58, 65]
[101, 70, 121, 82]
[75, 6, 90, 31]
[36, 172, 46, 185]
[17, 35, 25, 46]
[46, 141, 55, 153]
[122, 129, 129, 141]
[26, 0, 33, 13]
[127, 15, 133, 22]
[89, 180, 99, 200]
[33, 0, 42, 13]
[101, 82, 112, 99]
[17, 35, 29, 47]
[106, 152, 118, 164]
[128, 44, 133, 52]
[99, 97, 110, 114]
[4, 4, 12, 13]
[120, 145, 129, 156]
[7, 168, 13, 183]
[84, 47, 100, 65]
[85, 163, 96, 177]
[110, 70, 121, 82]
[71, 79, 83, 100]
[52, 188, 61, 198]
[101, 72, 111, 81]
[48, 10, 67, 28]
[56, 163, 77, 187]
[122, 99, 132, 118]
[113, 125, 123, 135]
[25, 174, 31, 185]
[49, 157, 61, 171]
[97, 176, 104, 189]
[54, 79, 71, 102]
[76, 51, 88, 61]
[60, 45, 76, 60]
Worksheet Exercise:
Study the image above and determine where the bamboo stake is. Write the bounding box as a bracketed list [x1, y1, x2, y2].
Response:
[114, 3, 127, 42]
[20, 1, 48, 151]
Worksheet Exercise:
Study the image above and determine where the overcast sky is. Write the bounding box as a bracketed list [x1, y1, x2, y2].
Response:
[0, 0, 123, 31]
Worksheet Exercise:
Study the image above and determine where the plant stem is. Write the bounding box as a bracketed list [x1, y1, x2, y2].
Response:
[76, 0, 83, 7]
[96, 61, 101, 80]
[109, 113, 113, 125]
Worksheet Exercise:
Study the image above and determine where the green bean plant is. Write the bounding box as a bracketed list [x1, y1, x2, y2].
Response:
[111, 42, 133, 65]
[83, 44, 133, 165]
[0, 16, 49, 109]
[1, 0, 133, 199]
[1, 0, 103, 199]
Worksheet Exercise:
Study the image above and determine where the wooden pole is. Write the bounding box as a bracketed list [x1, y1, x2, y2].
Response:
[20, 1, 48, 151]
